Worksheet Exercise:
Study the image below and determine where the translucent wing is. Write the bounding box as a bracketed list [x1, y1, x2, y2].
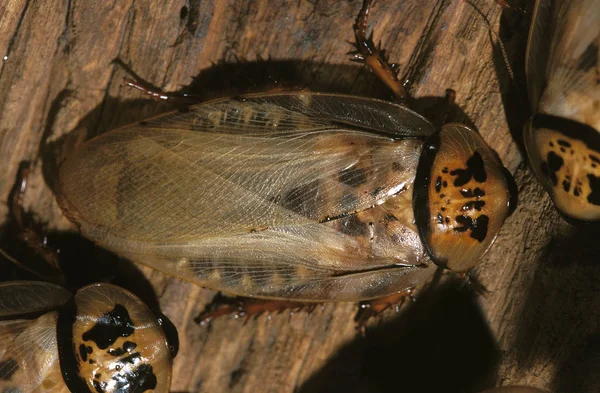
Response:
[527, 0, 600, 128]
[59, 92, 432, 242]
[57, 93, 437, 301]
[0, 281, 71, 317]
[0, 282, 71, 393]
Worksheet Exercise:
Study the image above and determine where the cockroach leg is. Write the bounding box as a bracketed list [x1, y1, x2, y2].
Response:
[354, 289, 415, 333]
[6, 162, 64, 282]
[350, 0, 409, 101]
[195, 293, 319, 326]
[493, 0, 528, 15]
[439, 88, 457, 128]
[122, 78, 203, 105]
[457, 270, 489, 296]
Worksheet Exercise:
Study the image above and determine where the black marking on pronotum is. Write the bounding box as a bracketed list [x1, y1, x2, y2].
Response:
[82, 304, 135, 350]
[57, 296, 94, 393]
[454, 215, 489, 242]
[450, 151, 487, 187]
[110, 363, 157, 393]
[541, 151, 564, 186]
[0, 358, 18, 380]
[587, 174, 600, 206]
[413, 131, 446, 267]
[435, 176, 442, 193]
[459, 188, 485, 198]
[557, 140, 571, 148]
[532, 114, 600, 152]
[79, 344, 93, 362]
[108, 341, 137, 357]
[462, 200, 486, 211]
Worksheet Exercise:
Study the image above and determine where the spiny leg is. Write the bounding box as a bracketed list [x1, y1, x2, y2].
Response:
[197, 289, 417, 331]
[350, 0, 409, 101]
[493, 0, 528, 15]
[122, 78, 204, 105]
[5, 162, 65, 283]
[195, 293, 319, 326]
[354, 289, 415, 334]
[434, 88, 458, 129]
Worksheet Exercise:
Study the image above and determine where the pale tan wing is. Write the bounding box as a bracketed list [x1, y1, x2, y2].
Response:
[0, 281, 71, 317]
[0, 282, 71, 393]
[102, 194, 436, 301]
[527, 0, 600, 128]
[59, 93, 432, 243]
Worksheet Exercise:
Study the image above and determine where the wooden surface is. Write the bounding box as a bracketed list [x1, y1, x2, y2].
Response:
[0, 1, 598, 392]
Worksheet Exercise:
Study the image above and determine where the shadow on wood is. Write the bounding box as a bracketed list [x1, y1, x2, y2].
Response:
[298, 278, 500, 393]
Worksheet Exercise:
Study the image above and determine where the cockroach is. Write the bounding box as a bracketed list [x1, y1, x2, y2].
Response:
[53, 0, 516, 317]
[0, 280, 175, 393]
[522, 0, 600, 222]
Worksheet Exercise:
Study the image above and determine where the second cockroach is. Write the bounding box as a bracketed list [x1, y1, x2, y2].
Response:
[523, 0, 600, 222]
[0, 281, 175, 393]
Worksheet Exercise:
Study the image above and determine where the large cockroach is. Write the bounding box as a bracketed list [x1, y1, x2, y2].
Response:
[54, 1, 516, 313]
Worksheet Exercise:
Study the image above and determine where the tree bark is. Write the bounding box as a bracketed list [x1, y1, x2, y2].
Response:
[0, 1, 597, 392]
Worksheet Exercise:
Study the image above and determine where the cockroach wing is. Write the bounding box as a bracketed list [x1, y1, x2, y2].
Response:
[0, 281, 71, 317]
[0, 282, 71, 393]
[527, 0, 599, 126]
[58, 93, 438, 301]
[58, 92, 433, 242]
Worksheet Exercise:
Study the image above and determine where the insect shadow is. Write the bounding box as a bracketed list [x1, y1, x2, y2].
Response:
[297, 276, 500, 393]
[510, 204, 600, 393]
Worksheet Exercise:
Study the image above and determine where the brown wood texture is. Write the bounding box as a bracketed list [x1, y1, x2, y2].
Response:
[0, 1, 597, 392]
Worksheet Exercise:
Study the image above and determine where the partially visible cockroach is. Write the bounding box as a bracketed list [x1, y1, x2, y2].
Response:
[53, 0, 517, 320]
[0, 280, 176, 393]
[521, 0, 600, 222]
[0, 165, 178, 393]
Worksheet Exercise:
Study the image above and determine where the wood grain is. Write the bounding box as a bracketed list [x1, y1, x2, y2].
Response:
[0, 1, 597, 392]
